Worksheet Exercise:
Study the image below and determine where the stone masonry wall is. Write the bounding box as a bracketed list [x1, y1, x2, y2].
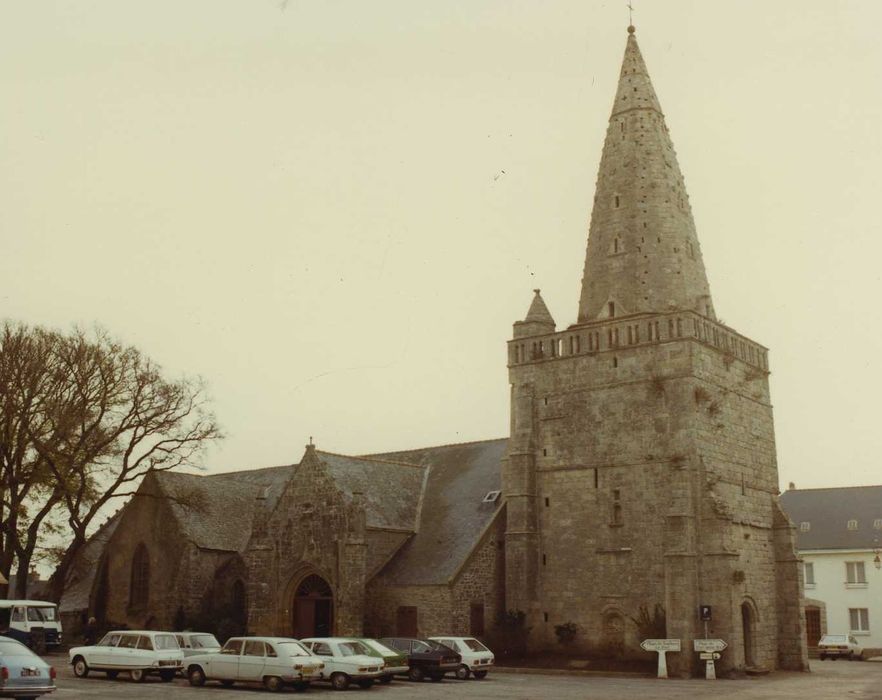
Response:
[506, 326, 806, 674]
[102, 477, 190, 629]
[246, 447, 366, 637]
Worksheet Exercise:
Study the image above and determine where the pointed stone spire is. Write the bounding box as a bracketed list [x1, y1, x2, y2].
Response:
[514, 289, 556, 338]
[577, 26, 716, 324]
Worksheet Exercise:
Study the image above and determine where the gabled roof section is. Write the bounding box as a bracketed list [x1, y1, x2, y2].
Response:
[365, 438, 507, 585]
[779, 485, 882, 550]
[154, 470, 280, 552]
[314, 450, 426, 531]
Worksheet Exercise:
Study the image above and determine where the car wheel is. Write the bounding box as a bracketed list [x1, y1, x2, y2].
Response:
[106, 670, 119, 680]
[848, 652, 855, 661]
[473, 670, 488, 680]
[407, 666, 424, 682]
[220, 679, 235, 687]
[188, 667, 206, 687]
[331, 672, 351, 691]
[263, 675, 284, 692]
[130, 668, 147, 683]
[72, 657, 89, 678]
[357, 678, 374, 689]
[379, 675, 393, 684]
[160, 670, 176, 682]
[455, 664, 471, 680]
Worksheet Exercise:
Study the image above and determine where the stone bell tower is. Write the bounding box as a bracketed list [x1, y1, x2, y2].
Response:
[501, 25, 807, 675]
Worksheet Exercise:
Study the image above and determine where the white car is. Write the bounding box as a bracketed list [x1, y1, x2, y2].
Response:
[818, 634, 864, 660]
[185, 636, 323, 692]
[429, 637, 494, 680]
[300, 637, 386, 690]
[69, 630, 183, 682]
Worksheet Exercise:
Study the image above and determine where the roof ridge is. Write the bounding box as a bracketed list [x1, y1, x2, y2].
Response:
[206, 464, 295, 479]
[317, 449, 425, 469]
[362, 436, 508, 458]
[783, 484, 882, 492]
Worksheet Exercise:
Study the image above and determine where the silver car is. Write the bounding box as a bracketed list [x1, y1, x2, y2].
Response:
[0, 636, 56, 698]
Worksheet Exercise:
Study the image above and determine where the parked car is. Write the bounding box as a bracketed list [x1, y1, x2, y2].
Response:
[378, 637, 461, 682]
[428, 636, 494, 679]
[174, 632, 222, 658]
[68, 630, 183, 682]
[0, 636, 56, 698]
[185, 636, 322, 692]
[300, 638, 386, 690]
[347, 639, 409, 684]
[0, 602, 63, 652]
[818, 634, 864, 660]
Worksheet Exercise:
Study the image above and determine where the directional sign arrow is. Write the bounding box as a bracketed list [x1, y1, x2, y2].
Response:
[693, 639, 728, 653]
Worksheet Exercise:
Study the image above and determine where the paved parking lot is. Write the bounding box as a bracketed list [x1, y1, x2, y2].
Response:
[43, 655, 882, 699]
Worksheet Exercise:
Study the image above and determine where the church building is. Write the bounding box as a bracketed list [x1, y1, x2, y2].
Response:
[60, 25, 808, 676]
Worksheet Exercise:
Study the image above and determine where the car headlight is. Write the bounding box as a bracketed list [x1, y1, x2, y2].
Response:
[358, 667, 368, 672]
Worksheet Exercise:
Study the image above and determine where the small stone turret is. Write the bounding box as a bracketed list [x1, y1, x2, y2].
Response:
[514, 289, 556, 339]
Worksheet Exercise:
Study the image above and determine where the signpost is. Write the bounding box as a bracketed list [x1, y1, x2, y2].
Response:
[640, 639, 681, 679]
[693, 639, 727, 679]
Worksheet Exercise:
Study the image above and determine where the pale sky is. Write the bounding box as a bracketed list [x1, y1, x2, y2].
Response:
[2, 1, 880, 491]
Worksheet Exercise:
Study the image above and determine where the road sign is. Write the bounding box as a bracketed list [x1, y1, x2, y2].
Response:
[694, 639, 728, 653]
[640, 639, 681, 653]
[699, 605, 712, 621]
[640, 639, 680, 679]
[699, 652, 721, 660]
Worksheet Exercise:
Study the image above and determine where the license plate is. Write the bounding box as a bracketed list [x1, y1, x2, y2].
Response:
[301, 666, 315, 673]
[21, 668, 39, 677]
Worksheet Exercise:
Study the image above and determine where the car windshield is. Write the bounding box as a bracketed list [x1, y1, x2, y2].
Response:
[820, 635, 848, 643]
[364, 639, 395, 655]
[26, 606, 56, 622]
[154, 634, 180, 650]
[412, 640, 432, 653]
[339, 641, 372, 657]
[190, 634, 220, 649]
[463, 638, 489, 652]
[97, 633, 120, 647]
[276, 642, 312, 657]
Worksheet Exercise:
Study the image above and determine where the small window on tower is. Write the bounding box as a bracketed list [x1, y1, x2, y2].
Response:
[608, 301, 615, 317]
[615, 196, 620, 208]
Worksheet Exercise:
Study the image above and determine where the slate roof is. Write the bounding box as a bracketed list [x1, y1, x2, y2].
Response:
[779, 486, 882, 550]
[58, 512, 122, 613]
[365, 438, 507, 585]
[315, 451, 426, 531]
[154, 467, 290, 552]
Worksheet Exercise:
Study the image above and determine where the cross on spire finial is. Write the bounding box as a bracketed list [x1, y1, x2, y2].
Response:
[627, 2, 635, 33]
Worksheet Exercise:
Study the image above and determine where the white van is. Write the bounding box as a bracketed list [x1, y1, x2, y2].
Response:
[0, 600, 63, 651]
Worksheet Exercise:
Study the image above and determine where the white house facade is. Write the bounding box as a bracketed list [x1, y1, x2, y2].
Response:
[780, 486, 882, 655]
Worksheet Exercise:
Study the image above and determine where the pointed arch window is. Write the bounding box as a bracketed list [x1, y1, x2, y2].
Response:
[130, 543, 150, 610]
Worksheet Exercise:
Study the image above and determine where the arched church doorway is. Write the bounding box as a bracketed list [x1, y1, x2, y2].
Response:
[741, 601, 756, 667]
[292, 574, 333, 638]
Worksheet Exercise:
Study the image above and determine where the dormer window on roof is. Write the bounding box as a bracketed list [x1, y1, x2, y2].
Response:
[799, 521, 810, 532]
[482, 490, 501, 504]
[847, 519, 858, 531]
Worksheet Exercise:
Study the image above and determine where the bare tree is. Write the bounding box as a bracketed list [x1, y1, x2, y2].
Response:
[0, 324, 64, 597]
[0, 322, 221, 601]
